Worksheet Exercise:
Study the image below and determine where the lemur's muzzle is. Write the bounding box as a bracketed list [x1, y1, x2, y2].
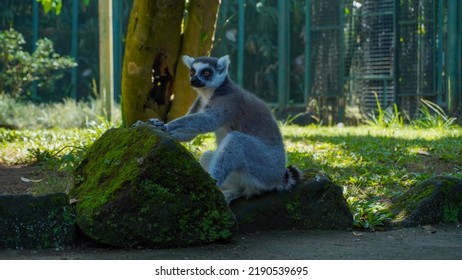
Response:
[190, 76, 205, 88]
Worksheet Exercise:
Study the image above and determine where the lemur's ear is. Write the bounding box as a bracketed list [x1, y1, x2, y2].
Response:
[217, 55, 230, 74]
[182, 55, 195, 69]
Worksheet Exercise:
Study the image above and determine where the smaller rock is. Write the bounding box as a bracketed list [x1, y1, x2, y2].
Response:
[230, 169, 353, 233]
[391, 176, 462, 227]
[0, 193, 75, 249]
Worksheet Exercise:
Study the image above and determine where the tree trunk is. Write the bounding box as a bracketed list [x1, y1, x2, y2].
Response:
[121, 0, 221, 126]
[121, 0, 185, 125]
[168, 0, 221, 121]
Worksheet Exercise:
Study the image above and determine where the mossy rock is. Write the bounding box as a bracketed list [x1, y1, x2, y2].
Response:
[0, 193, 75, 249]
[391, 176, 462, 227]
[70, 124, 235, 248]
[230, 170, 353, 232]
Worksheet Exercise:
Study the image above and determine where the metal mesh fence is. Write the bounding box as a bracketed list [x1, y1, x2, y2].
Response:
[212, 0, 456, 121]
[331, 0, 439, 120]
[397, 0, 437, 117]
[307, 0, 342, 122]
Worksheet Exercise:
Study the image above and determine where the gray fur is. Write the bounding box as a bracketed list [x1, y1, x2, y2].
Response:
[163, 55, 300, 204]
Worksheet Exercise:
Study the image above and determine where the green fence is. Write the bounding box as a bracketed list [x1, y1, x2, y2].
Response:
[213, 0, 462, 123]
[3, 0, 461, 123]
[0, 0, 131, 102]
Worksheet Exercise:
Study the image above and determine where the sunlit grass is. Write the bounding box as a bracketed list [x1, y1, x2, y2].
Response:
[283, 125, 462, 191]
[0, 120, 112, 168]
[0, 93, 121, 129]
[280, 125, 462, 229]
[180, 125, 462, 203]
[1, 124, 461, 230]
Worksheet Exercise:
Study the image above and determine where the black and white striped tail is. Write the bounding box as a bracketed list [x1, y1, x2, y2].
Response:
[282, 165, 302, 190]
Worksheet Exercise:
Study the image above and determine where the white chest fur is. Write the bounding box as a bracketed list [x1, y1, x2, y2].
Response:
[194, 87, 215, 111]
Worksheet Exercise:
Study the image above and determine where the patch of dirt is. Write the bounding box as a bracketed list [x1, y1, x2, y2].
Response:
[0, 165, 41, 195]
[1, 165, 462, 260]
[404, 154, 459, 175]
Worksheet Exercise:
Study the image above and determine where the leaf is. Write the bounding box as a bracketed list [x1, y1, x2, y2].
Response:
[200, 32, 209, 42]
[417, 150, 430, 156]
[36, 0, 62, 15]
[21, 176, 44, 183]
[422, 225, 437, 234]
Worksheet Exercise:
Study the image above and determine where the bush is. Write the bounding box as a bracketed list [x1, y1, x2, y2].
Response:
[0, 28, 76, 96]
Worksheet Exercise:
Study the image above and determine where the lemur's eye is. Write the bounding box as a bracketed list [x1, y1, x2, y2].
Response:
[189, 69, 196, 77]
[201, 69, 212, 78]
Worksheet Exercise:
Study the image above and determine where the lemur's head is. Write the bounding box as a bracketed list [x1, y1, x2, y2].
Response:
[182, 55, 230, 89]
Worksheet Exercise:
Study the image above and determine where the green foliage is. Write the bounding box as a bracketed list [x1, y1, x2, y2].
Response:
[282, 125, 462, 229]
[0, 28, 76, 96]
[36, 0, 92, 15]
[31, 174, 73, 196]
[3, 0, 108, 100]
[278, 113, 305, 127]
[365, 92, 405, 128]
[347, 197, 393, 230]
[0, 119, 113, 169]
[365, 93, 458, 130]
[2, 115, 462, 230]
[0, 93, 121, 129]
[36, 0, 63, 15]
[0, 116, 113, 195]
[412, 99, 458, 129]
[183, 133, 213, 158]
[0, 95, 119, 169]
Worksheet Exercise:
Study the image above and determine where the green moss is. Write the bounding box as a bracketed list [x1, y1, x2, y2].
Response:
[443, 203, 461, 223]
[71, 127, 159, 224]
[197, 209, 235, 240]
[286, 193, 303, 221]
[70, 125, 235, 248]
[0, 194, 75, 249]
[391, 176, 462, 225]
[391, 182, 435, 222]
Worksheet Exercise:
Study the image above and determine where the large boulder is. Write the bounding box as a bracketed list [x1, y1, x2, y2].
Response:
[0, 193, 75, 249]
[230, 169, 353, 232]
[391, 176, 462, 227]
[70, 124, 235, 248]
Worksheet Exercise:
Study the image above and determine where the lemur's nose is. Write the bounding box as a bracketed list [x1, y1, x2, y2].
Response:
[190, 76, 204, 87]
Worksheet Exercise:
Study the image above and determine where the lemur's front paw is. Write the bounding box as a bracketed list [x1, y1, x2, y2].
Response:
[131, 120, 145, 127]
[147, 118, 166, 132]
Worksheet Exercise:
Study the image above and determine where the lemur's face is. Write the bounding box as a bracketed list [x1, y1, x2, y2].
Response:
[182, 55, 230, 89]
[188, 62, 215, 88]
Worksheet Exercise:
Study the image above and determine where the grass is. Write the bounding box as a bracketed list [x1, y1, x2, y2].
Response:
[1, 95, 461, 229]
[150, 125, 462, 229]
[0, 121, 112, 168]
[283, 125, 462, 229]
[2, 125, 462, 229]
[364, 93, 458, 130]
[0, 93, 121, 129]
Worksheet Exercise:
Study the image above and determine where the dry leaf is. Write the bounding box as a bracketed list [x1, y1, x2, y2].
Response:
[417, 150, 430, 156]
[20, 177, 44, 183]
[422, 225, 437, 234]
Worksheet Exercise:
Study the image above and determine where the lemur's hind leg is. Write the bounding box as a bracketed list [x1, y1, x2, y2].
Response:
[208, 131, 286, 203]
[199, 150, 214, 172]
[201, 150, 248, 203]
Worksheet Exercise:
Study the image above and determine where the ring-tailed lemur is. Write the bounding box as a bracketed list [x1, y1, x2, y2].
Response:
[146, 55, 301, 204]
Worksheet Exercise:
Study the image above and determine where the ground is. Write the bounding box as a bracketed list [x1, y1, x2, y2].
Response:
[1, 165, 461, 260]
